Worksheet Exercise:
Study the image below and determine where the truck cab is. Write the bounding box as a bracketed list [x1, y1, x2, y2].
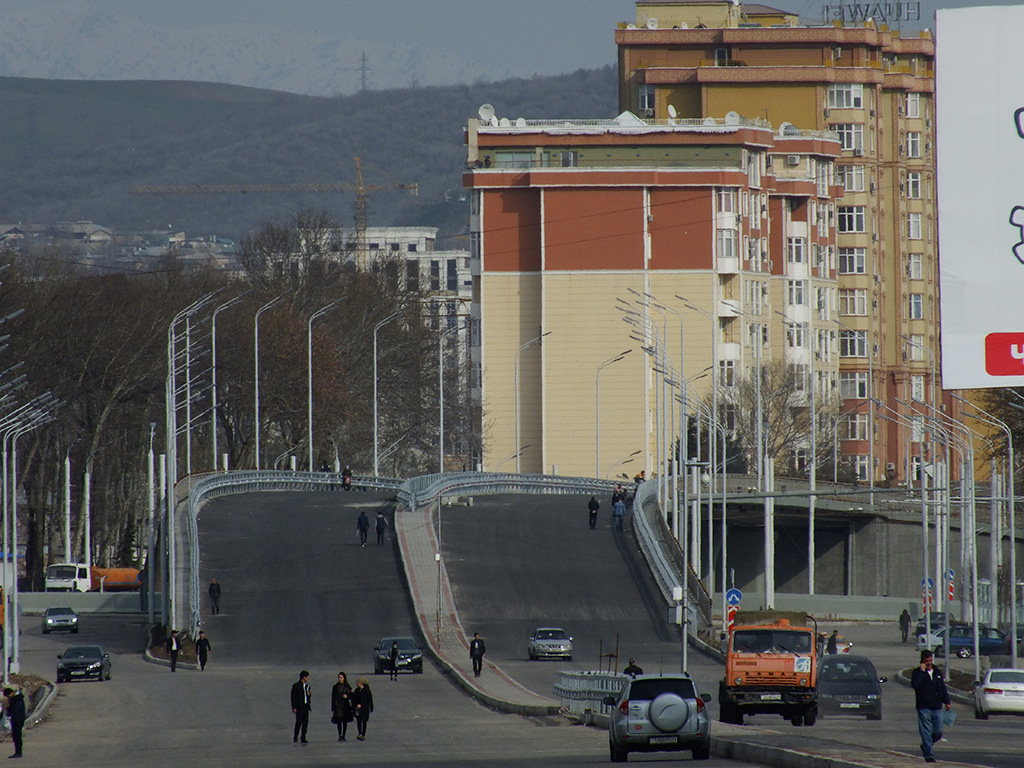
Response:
[45, 563, 91, 592]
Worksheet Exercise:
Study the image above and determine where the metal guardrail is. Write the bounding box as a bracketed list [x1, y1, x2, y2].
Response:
[554, 670, 628, 716]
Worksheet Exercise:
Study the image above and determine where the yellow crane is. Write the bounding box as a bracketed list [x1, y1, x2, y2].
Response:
[130, 157, 417, 269]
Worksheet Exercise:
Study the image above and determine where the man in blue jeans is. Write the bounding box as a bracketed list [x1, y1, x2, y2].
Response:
[910, 649, 951, 762]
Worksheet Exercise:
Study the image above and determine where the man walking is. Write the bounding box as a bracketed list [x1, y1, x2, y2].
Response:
[900, 609, 912, 643]
[166, 629, 182, 672]
[291, 670, 312, 744]
[910, 650, 951, 763]
[208, 579, 221, 615]
[3, 686, 26, 758]
[469, 632, 486, 678]
[587, 496, 600, 530]
[356, 511, 370, 547]
[613, 497, 626, 531]
[375, 511, 389, 545]
[195, 631, 211, 671]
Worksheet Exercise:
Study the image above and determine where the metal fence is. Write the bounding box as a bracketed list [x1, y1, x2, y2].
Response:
[554, 670, 628, 716]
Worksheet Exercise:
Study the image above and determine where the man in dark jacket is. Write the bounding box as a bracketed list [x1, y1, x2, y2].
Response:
[910, 650, 951, 762]
[166, 629, 182, 672]
[587, 496, 600, 530]
[356, 511, 370, 547]
[3, 687, 26, 758]
[291, 670, 311, 744]
[469, 632, 486, 677]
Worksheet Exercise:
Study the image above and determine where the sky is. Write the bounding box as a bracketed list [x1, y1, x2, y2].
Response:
[1, 0, 1015, 95]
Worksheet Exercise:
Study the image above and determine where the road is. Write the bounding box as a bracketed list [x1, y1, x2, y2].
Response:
[15, 490, 772, 767]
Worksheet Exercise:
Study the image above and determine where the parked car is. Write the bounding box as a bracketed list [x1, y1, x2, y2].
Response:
[41, 606, 79, 634]
[914, 612, 957, 638]
[816, 654, 885, 720]
[917, 625, 1008, 658]
[974, 667, 1024, 718]
[603, 673, 711, 762]
[56, 645, 111, 682]
[527, 627, 573, 660]
[372, 637, 423, 674]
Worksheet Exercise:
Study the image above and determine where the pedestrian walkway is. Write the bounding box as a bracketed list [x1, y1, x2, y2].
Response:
[394, 500, 560, 715]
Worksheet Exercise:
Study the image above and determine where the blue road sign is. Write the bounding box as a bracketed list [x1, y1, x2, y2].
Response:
[726, 588, 743, 606]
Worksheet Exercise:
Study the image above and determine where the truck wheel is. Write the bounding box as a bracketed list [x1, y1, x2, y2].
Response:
[803, 707, 817, 726]
[609, 743, 628, 762]
[790, 712, 804, 726]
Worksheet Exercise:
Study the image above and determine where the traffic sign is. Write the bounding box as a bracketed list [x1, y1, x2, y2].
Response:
[726, 588, 743, 606]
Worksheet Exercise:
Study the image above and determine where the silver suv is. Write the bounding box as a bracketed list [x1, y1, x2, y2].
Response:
[603, 673, 711, 762]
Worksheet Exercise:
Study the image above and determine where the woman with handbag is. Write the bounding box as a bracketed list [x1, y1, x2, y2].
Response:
[352, 676, 374, 741]
[331, 671, 354, 741]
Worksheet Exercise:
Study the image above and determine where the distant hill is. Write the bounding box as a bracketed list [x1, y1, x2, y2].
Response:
[0, 67, 617, 245]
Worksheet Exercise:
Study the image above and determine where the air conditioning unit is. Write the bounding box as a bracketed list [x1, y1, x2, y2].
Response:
[898, 106, 904, 116]
[870, 109, 876, 117]
[870, 182, 876, 192]
[643, 108, 654, 117]
[886, 462, 896, 471]
[853, 148, 865, 157]
[786, 154, 800, 166]
[823, 108, 830, 118]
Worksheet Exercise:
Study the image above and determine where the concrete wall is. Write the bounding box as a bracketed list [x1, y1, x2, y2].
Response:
[19, 592, 149, 614]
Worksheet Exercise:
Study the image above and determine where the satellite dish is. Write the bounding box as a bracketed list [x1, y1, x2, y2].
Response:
[725, 111, 741, 125]
[626, 23, 637, 29]
[677, 21, 688, 29]
[778, 121, 793, 135]
[515, 117, 526, 127]
[478, 104, 495, 123]
[703, 116, 717, 125]
[647, 17, 659, 29]
[667, 105, 678, 118]
[489, 116, 499, 127]
[499, 117, 511, 127]
[783, 123, 802, 136]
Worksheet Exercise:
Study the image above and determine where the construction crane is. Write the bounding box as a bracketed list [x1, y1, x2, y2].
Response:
[130, 157, 418, 269]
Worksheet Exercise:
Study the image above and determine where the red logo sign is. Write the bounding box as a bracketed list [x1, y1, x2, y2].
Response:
[985, 333, 1024, 375]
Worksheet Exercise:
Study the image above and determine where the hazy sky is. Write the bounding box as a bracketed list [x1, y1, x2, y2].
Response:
[3, 0, 1012, 94]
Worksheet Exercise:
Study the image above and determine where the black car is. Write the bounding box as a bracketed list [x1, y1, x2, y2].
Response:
[57, 645, 111, 683]
[373, 637, 423, 674]
[817, 654, 884, 720]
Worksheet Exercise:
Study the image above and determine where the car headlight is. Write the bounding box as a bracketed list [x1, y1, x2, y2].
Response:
[46, 618, 54, 624]
[88, 662, 101, 670]
[799, 677, 808, 686]
[866, 694, 879, 700]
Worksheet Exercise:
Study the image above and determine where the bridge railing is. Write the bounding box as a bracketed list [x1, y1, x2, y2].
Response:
[554, 670, 628, 716]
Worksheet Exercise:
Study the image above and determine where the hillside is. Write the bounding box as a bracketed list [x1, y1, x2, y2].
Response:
[0, 67, 617, 244]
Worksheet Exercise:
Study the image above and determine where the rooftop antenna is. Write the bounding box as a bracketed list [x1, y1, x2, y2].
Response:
[359, 51, 371, 91]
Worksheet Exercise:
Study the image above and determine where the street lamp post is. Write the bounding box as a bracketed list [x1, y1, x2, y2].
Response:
[211, 292, 249, 471]
[515, 332, 550, 474]
[254, 293, 288, 470]
[438, 325, 460, 473]
[596, 350, 631, 478]
[373, 311, 400, 476]
[308, 298, 345, 472]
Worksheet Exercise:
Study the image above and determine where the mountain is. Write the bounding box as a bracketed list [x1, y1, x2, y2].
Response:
[0, 67, 617, 244]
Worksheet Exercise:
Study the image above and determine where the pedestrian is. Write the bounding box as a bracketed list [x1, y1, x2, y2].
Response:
[3, 686, 26, 759]
[826, 629, 839, 654]
[388, 641, 400, 681]
[587, 496, 600, 530]
[166, 629, 182, 672]
[352, 676, 373, 741]
[342, 465, 352, 491]
[611, 484, 624, 505]
[900, 609, 912, 643]
[469, 632, 486, 677]
[356, 510, 370, 547]
[623, 658, 643, 678]
[375, 511, 389, 545]
[291, 670, 312, 744]
[331, 671, 354, 741]
[613, 497, 626, 530]
[195, 631, 211, 671]
[208, 578, 221, 615]
[910, 650, 951, 763]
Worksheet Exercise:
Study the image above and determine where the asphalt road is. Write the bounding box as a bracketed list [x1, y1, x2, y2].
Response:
[15, 490, 771, 767]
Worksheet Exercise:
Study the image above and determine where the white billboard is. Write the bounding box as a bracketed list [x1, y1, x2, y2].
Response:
[937, 5, 1024, 388]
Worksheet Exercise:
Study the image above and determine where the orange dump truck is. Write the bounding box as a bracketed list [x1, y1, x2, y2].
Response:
[719, 612, 819, 726]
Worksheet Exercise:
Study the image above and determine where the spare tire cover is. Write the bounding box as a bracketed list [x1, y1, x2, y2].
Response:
[649, 693, 690, 732]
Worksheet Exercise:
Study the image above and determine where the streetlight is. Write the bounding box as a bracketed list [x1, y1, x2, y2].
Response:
[254, 292, 289, 470]
[608, 449, 642, 479]
[596, 350, 631, 478]
[374, 311, 400, 476]
[515, 332, 550, 474]
[211, 291, 249, 471]
[438, 325, 460, 473]
[308, 298, 346, 472]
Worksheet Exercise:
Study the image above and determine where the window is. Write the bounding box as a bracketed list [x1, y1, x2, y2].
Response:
[828, 83, 864, 109]
[430, 260, 440, 291]
[839, 288, 867, 316]
[838, 164, 865, 192]
[471, 318, 481, 348]
[911, 415, 926, 443]
[447, 259, 458, 291]
[906, 92, 921, 118]
[748, 153, 762, 188]
[846, 413, 869, 441]
[840, 371, 869, 398]
[560, 151, 579, 167]
[838, 206, 866, 233]
[911, 374, 925, 402]
[907, 334, 924, 361]
[906, 132, 921, 158]
[908, 252, 923, 280]
[787, 237, 806, 263]
[747, 280, 764, 314]
[907, 213, 923, 240]
[639, 84, 655, 112]
[787, 323, 807, 348]
[495, 150, 534, 168]
[470, 190, 481, 216]
[787, 280, 806, 306]
[717, 229, 738, 259]
[839, 329, 868, 357]
[838, 247, 866, 274]
[715, 48, 729, 66]
[909, 293, 924, 320]
[853, 455, 870, 481]
[717, 188, 737, 213]
[816, 161, 831, 196]
[406, 260, 419, 292]
[906, 172, 922, 199]
[470, 232, 481, 260]
[719, 359, 736, 387]
[830, 123, 864, 152]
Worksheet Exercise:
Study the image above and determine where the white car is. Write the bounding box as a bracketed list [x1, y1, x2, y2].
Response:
[975, 668, 1024, 718]
[527, 627, 573, 660]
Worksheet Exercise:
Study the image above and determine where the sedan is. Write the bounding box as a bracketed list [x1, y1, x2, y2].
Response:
[42, 606, 79, 634]
[373, 637, 424, 674]
[527, 627, 573, 660]
[57, 645, 111, 682]
[975, 668, 1024, 718]
[817, 654, 885, 720]
[918, 625, 1008, 658]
